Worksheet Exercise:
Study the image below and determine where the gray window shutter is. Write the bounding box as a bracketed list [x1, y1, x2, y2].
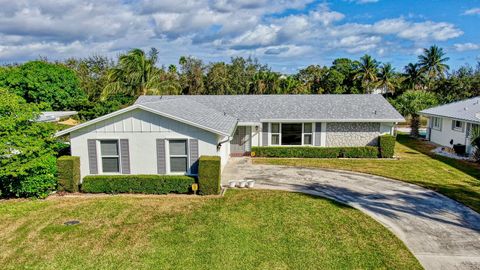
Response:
[87, 139, 98, 174]
[314, 123, 322, 146]
[120, 139, 130, 174]
[262, 123, 268, 146]
[156, 139, 166, 174]
[189, 139, 199, 175]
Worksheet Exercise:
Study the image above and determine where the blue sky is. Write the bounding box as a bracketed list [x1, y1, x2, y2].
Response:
[0, 0, 479, 73]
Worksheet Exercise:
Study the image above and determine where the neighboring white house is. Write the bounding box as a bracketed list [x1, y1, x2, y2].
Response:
[56, 94, 404, 180]
[420, 97, 480, 155]
[37, 111, 77, 122]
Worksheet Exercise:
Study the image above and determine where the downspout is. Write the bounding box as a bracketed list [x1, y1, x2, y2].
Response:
[217, 136, 231, 151]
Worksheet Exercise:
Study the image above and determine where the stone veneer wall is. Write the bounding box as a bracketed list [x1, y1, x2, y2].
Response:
[326, 122, 381, 147]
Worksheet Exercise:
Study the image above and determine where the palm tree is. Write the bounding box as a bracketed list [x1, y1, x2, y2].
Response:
[469, 126, 480, 162]
[376, 63, 396, 94]
[354, 54, 379, 93]
[392, 90, 438, 137]
[417, 45, 450, 86]
[102, 48, 162, 99]
[403, 63, 424, 91]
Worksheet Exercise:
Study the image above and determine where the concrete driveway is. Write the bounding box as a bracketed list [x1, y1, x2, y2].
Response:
[222, 158, 480, 270]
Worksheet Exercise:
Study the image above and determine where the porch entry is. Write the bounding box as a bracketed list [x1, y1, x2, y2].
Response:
[230, 126, 251, 156]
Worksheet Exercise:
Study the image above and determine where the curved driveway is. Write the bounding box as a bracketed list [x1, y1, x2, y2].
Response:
[222, 158, 480, 270]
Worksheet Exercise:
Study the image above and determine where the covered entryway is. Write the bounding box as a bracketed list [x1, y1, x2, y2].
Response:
[230, 126, 251, 156]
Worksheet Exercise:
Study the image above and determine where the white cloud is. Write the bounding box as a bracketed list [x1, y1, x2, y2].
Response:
[463, 8, 480, 15]
[351, 0, 379, 4]
[0, 0, 469, 70]
[454, 43, 480, 52]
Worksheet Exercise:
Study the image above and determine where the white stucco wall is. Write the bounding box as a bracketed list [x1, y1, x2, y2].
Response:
[70, 108, 226, 180]
[429, 116, 469, 150]
[380, 123, 394, 135]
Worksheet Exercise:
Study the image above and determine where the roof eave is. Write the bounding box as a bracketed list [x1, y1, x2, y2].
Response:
[55, 104, 236, 138]
[259, 118, 405, 123]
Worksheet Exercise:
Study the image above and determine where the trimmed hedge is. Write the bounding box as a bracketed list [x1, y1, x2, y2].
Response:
[379, 135, 396, 158]
[198, 156, 221, 195]
[81, 175, 195, 194]
[251, 146, 379, 158]
[57, 156, 80, 192]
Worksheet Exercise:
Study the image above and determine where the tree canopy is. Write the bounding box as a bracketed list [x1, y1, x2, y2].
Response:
[0, 61, 87, 111]
[0, 89, 57, 198]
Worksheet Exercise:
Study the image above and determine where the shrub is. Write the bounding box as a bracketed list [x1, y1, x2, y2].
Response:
[0, 155, 57, 198]
[81, 175, 195, 194]
[342, 147, 379, 158]
[379, 135, 396, 158]
[252, 146, 379, 158]
[57, 156, 80, 192]
[198, 156, 221, 195]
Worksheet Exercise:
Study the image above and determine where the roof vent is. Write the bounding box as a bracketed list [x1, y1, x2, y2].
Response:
[373, 110, 377, 115]
[476, 112, 480, 119]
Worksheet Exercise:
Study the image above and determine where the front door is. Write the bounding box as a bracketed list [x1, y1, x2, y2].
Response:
[230, 126, 251, 155]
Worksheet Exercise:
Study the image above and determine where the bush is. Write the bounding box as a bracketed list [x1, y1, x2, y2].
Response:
[0, 155, 57, 198]
[342, 147, 379, 158]
[252, 146, 379, 158]
[81, 175, 195, 194]
[379, 135, 396, 158]
[57, 156, 80, 192]
[198, 156, 221, 195]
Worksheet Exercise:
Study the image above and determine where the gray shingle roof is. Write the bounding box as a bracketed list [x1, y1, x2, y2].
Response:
[136, 94, 404, 123]
[139, 98, 238, 135]
[420, 96, 480, 124]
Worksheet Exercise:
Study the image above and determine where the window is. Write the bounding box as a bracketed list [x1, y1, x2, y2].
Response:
[271, 123, 280, 145]
[169, 140, 188, 173]
[432, 117, 441, 130]
[100, 140, 120, 173]
[303, 123, 313, 145]
[452, 120, 464, 132]
[281, 123, 302, 145]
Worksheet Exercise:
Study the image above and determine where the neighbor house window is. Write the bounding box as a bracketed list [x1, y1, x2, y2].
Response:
[271, 123, 280, 145]
[303, 123, 313, 145]
[281, 123, 302, 145]
[169, 140, 188, 173]
[100, 140, 120, 173]
[432, 117, 441, 130]
[452, 120, 464, 132]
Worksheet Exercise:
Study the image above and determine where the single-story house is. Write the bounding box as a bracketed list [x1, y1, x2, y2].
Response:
[420, 96, 480, 155]
[56, 94, 404, 180]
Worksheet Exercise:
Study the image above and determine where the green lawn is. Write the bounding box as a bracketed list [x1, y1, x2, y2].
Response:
[254, 134, 480, 213]
[0, 190, 420, 270]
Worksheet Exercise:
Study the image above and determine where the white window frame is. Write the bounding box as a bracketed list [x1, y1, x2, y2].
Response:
[167, 139, 189, 174]
[98, 139, 121, 174]
[452, 120, 464, 132]
[302, 123, 313, 145]
[268, 122, 315, 146]
[432, 117, 441, 130]
[270, 123, 281, 145]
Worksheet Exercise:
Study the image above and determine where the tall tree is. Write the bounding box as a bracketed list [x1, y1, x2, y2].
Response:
[376, 63, 396, 95]
[403, 63, 424, 91]
[65, 55, 114, 101]
[205, 62, 230, 94]
[0, 61, 87, 111]
[179, 56, 205, 95]
[296, 65, 327, 94]
[0, 89, 57, 198]
[392, 90, 438, 137]
[102, 48, 162, 99]
[418, 45, 450, 86]
[354, 55, 379, 93]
